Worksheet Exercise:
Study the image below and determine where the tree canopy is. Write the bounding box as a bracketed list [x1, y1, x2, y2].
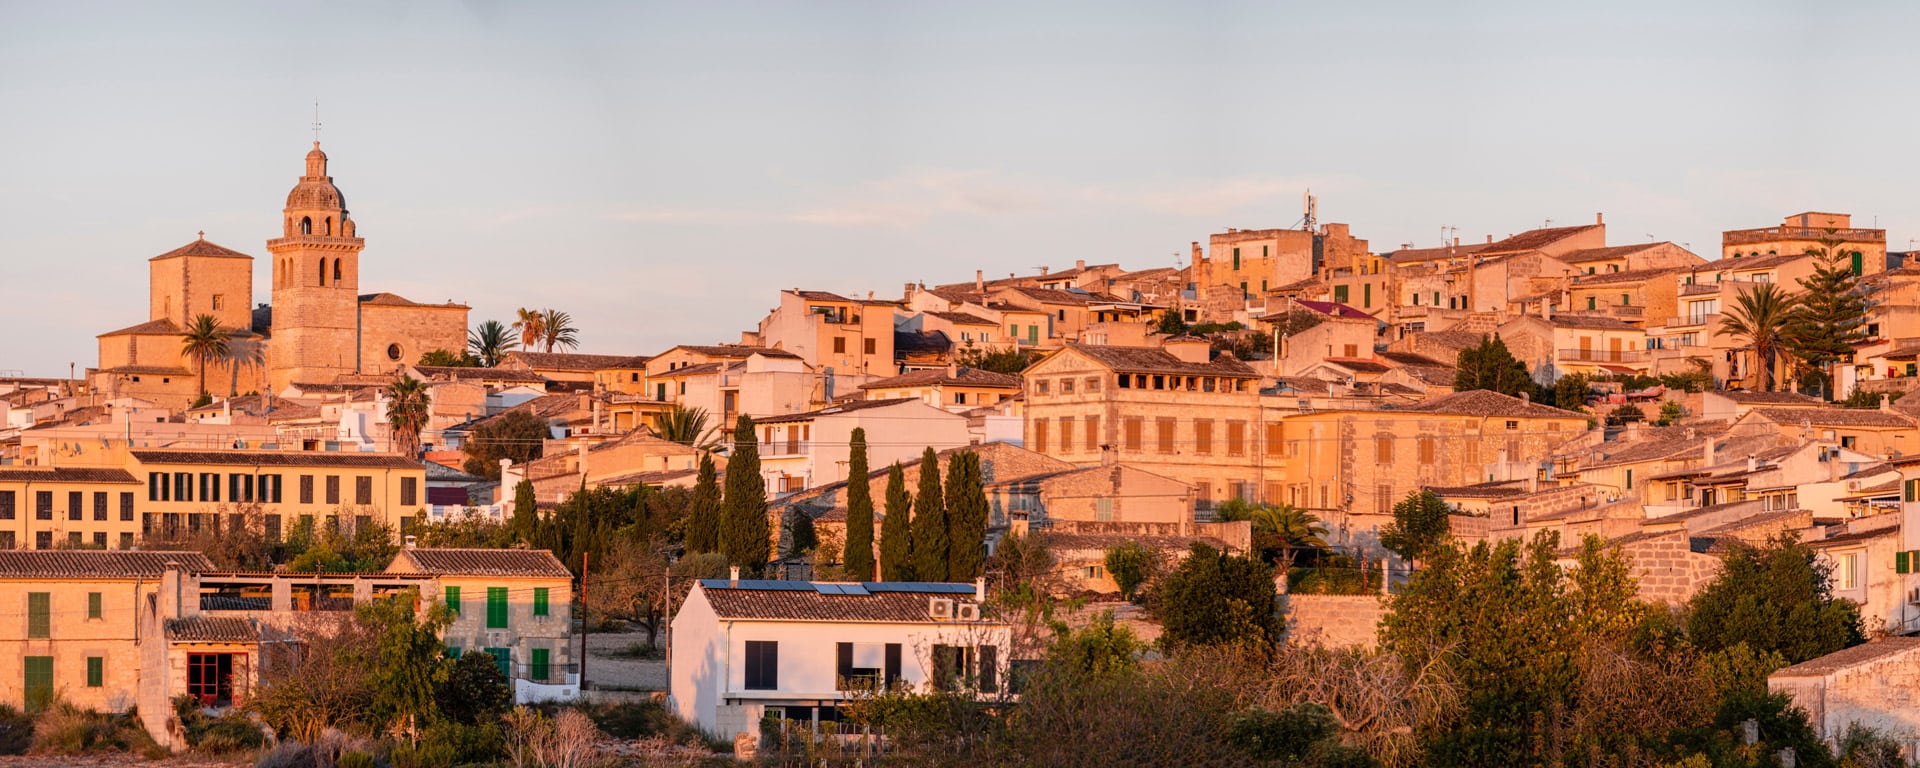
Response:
[720, 414, 770, 574]
[1452, 334, 1538, 398]
[460, 409, 549, 480]
[844, 428, 876, 580]
[1148, 542, 1279, 651]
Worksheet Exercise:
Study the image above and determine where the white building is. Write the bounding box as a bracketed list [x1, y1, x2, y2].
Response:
[668, 576, 1012, 739]
[757, 398, 972, 496]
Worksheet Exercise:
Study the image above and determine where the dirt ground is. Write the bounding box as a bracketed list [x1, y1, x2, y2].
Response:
[0, 757, 245, 767]
[584, 626, 667, 692]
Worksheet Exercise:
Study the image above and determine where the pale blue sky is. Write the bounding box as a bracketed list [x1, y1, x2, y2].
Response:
[3, 1, 1916, 377]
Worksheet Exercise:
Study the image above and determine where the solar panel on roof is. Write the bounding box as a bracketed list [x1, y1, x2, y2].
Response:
[861, 582, 975, 594]
[812, 583, 841, 595]
[840, 584, 870, 596]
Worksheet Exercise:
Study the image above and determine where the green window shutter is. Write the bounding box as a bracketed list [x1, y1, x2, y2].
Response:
[1898, 551, 1911, 574]
[27, 593, 49, 638]
[23, 657, 51, 713]
[86, 657, 102, 688]
[487, 587, 508, 629]
[534, 588, 549, 617]
[1852, 251, 1864, 276]
[445, 586, 461, 616]
[447, 645, 462, 659]
[486, 647, 510, 678]
[87, 592, 101, 620]
[531, 648, 550, 682]
[1363, 283, 1372, 308]
[1625, 469, 1633, 489]
[1907, 480, 1916, 503]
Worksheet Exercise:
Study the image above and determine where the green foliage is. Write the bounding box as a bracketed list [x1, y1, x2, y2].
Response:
[1154, 310, 1190, 335]
[956, 344, 1036, 374]
[844, 428, 876, 580]
[782, 508, 817, 559]
[1838, 389, 1902, 409]
[407, 720, 504, 766]
[437, 652, 511, 725]
[1217, 499, 1330, 566]
[336, 751, 376, 768]
[1719, 283, 1799, 392]
[1656, 399, 1686, 426]
[1553, 372, 1592, 411]
[172, 696, 266, 754]
[180, 313, 231, 398]
[720, 414, 770, 574]
[1103, 541, 1158, 601]
[1686, 535, 1864, 665]
[1149, 542, 1279, 651]
[912, 447, 950, 581]
[416, 348, 477, 367]
[284, 518, 398, 573]
[1605, 403, 1646, 426]
[531, 482, 686, 580]
[461, 409, 549, 480]
[945, 450, 988, 580]
[359, 594, 451, 731]
[652, 404, 720, 451]
[1787, 239, 1874, 399]
[1836, 724, 1905, 768]
[1225, 703, 1374, 766]
[1380, 489, 1451, 562]
[1047, 611, 1144, 675]
[1453, 334, 1538, 398]
[509, 479, 538, 542]
[413, 510, 517, 549]
[684, 453, 720, 553]
[29, 701, 159, 755]
[880, 462, 914, 581]
[465, 319, 518, 367]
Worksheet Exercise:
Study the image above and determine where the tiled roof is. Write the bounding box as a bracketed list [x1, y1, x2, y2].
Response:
[0, 467, 140, 484]
[1402, 389, 1585, 419]
[1480, 225, 1601, 255]
[1377, 350, 1447, 367]
[98, 318, 184, 337]
[1063, 344, 1258, 378]
[1559, 243, 1663, 264]
[1044, 531, 1225, 554]
[412, 366, 550, 383]
[1007, 287, 1094, 305]
[1772, 637, 1920, 677]
[1748, 407, 1917, 428]
[653, 361, 726, 378]
[1572, 266, 1684, 285]
[1574, 427, 1706, 470]
[0, 551, 214, 579]
[792, 289, 854, 302]
[699, 581, 988, 623]
[1713, 252, 1807, 273]
[1719, 391, 1823, 405]
[756, 398, 920, 425]
[1426, 481, 1532, 499]
[1389, 242, 1493, 263]
[1545, 315, 1640, 331]
[131, 449, 422, 469]
[502, 352, 650, 371]
[925, 311, 998, 327]
[1413, 330, 1486, 353]
[1289, 300, 1375, 320]
[151, 237, 252, 261]
[166, 616, 260, 644]
[663, 345, 802, 361]
[859, 367, 1020, 391]
[391, 548, 572, 578]
[357, 292, 463, 308]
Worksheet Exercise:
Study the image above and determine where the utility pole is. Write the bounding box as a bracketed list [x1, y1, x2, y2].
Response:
[579, 551, 589, 692]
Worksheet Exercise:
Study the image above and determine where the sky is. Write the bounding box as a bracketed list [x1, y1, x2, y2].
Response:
[3, 1, 1918, 378]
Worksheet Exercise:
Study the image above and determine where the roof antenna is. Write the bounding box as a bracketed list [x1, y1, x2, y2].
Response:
[312, 100, 323, 145]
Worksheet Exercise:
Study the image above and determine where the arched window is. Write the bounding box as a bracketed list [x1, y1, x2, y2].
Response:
[301, 217, 312, 235]
[333, 259, 342, 283]
[318, 259, 327, 286]
[325, 217, 333, 236]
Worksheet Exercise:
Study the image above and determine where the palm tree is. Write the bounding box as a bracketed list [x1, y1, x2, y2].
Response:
[539, 308, 579, 353]
[1719, 284, 1799, 392]
[384, 374, 431, 457]
[1248, 504, 1330, 570]
[224, 334, 266, 397]
[467, 319, 518, 367]
[512, 308, 545, 354]
[179, 314, 231, 400]
[650, 405, 720, 451]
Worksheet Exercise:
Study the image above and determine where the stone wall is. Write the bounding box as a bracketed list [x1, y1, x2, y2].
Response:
[1617, 530, 1721, 604]
[1283, 594, 1385, 649]
[359, 302, 469, 379]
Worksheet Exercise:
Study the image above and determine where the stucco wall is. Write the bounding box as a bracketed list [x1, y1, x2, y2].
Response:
[1284, 594, 1385, 649]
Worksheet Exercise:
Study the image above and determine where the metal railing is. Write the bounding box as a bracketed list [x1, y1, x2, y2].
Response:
[1558, 348, 1646, 363]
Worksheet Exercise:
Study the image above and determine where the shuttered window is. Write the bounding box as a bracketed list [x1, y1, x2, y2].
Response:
[86, 657, 103, 688]
[533, 588, 550, 617]
[744, 641, 779, 690]
[445, 586, 461, 616]
[28, 593, 49, 638]
[487, 587, 508, 628]
[530, 648, 550, 682]
[88, 592, 102, 620]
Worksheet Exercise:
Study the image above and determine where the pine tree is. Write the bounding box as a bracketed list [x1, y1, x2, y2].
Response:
[911, 447, 950, 581]
[1787, 239, 1873, 398]
[684, 453, 721, 553]
[1453, 334, 1537, 398]
[720, 415, 769, 575]
[945, 451, 989, 580]
[509, 480, 537, 542]
[879, 463, 914, 581]
[843, 428, 876, 580]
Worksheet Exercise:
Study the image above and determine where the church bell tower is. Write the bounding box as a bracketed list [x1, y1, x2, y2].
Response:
[267, 142, 365, 392]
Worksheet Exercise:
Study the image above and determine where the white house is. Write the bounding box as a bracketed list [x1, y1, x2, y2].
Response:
[756, 398, 972, 496]
[668, 575, 1013, 740]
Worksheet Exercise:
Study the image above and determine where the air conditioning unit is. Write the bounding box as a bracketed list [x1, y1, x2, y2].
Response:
[956, 603, 981, 622]
[928, 598, 954, 620]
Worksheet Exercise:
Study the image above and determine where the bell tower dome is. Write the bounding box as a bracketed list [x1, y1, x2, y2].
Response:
[267, 141, 367, 392]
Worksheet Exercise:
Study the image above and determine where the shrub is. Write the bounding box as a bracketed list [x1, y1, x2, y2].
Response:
[194, 713, 267, 754]
[389, 741, 455, 768]
[418, 720, 504, 765]
[0, 705, 30, 755]
[29, 703, 155, 755]
[253, 740, 314, 768]
[336, 751, 377, 768]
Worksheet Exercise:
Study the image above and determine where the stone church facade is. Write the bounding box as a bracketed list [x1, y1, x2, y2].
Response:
[93, 143, 468, 407]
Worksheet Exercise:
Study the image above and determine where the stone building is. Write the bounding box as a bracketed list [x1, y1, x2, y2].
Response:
[1769, 637, 1920, 751]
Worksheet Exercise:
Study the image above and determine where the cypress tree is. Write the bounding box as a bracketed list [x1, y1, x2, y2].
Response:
[945, 451, 988, 580]
[720, 414, 769, 575]
[843, 427, 876, 580]
[912, 447, 949, 581]
[684, 453, 720, 553]
[509, 480, 537, 542]
[879, 463, 914, 581]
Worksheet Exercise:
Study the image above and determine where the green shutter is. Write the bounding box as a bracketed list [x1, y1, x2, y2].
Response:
[86, 657, 102, 688]
[27, 593, 49, 638]
[486, 647, 510, 678]
[1625, 469, 1633, 490]
[445, 586, 461, 616]
[447, 645, 462, 659]
[1899, 551, 1911, 574]
[87, 592, 101, 620]
[1363, 283, 1372, 308]
[23, 657, 51, 713]
[1907, 480, 1917, 503]
[534, 588, 549, 617]
[531, 648, 550, 682]
[487, 587, 508, 629]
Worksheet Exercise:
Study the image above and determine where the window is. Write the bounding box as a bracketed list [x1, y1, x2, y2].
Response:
[1625, 469, 1634, 489]
[1035, 379, 1049, 396]
[0, 491, 11, 519]
[24, 657, 50, 713]
[1621, 293, 1631, 306]
[33, 532, 49, 550]
[92, 492, 106, 521]
[67, 491, 81, 521]
[534, 588, 550, 617]
[118, 533, 133, 549]
[325, 476, 341, 505]
[952, 392, 966, 405]
[836, 642, 886, 690]
[530, 648, 550, 683]
[1376, 436, 1393, 462]
[444, 586, 461, 616]
[262, 474, 281, 503]
[211, 294, 224, 311]
[119, 492, 132, 521]
[833, 337, 847, 354]
[1085, 376, 1102, 393]
[1031, 420, 1048, 453]
[400, 477, 418, 507]
[1232, 248, 1241, 270]
[1195, 420, 1214, 455]
[355, 476, 373, 505]
[487, 587, 508, 628]
[1418, 438, 1435, 464]
[28, 593, 49, 637]
[744, 640, 779, 690]
[1060, 377, 1074, 394]
[1226, 421, 1246, 456]
[1836, 552, 1860, 590]
[1265, 424, 1283, 457]
[1156, 418, 1176, 453]
[187, 653, 234, 707]
[88, 592, 102, 620]
[863, 338, 876, 355]
[1057, 417, 1073, 452]
[1334, 285, 1349, 303]
[1363, 283, 1372, 308]
[1124, 418, 1144, 451]
[35, 491, 51, 521]
[86, 657, 103, 688]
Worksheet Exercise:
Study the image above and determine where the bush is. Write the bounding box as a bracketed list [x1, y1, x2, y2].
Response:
[0, 705, 30, 755]
[173, 695, 266, 754]
[336, 751, 377, 768]
[417, 720, 504, 765]
[29, 703, 157, 755]
[389, 741, 454, 768]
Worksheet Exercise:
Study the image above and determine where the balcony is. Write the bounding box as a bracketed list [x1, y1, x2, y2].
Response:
[1679, 282, 1721, 297]
[764, 442, 812, 458]
[1664, 314, 1718, 329]
[1558, 348, 1646, 364]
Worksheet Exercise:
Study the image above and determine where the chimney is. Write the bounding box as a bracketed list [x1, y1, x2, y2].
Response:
[1191, 242, 1202, 263]
[729, 566, 740, 587]
[1882, 394, 1892, 413]
[974, 577, 986, 602]
[161, 560, 183, 621]
[1596, 212, 1604, 226]
[1039, 265, 1049, 275]
[1541, 298, 1552, 320]
[1453, 236, 1460, 248]
[1704, 438, 1716, 467]
[1747, 456, 1759, 473]
[1487, 234, 1494, 244]
[975, 270, 984, 292]
[1101, 444, 1117, 467]
[1075, 259, 1086, 271]
[1162, 335, 1211, 364]
[404, 534, 417, 549]
[1520, 391, 1530, 403]
[904, 282, 917, 303]
[576, 438, 589, 482]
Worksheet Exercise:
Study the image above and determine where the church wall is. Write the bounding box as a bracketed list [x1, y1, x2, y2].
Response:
[149, 255, 253, 330]
[358, 304, 469, 379]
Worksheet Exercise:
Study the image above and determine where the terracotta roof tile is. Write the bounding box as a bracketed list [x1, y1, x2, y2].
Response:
[1571, 265, 1685, 285]
[1401, 389, 1585, 419]
[663, 345, 801, 361]
[391, 548, 572, 578]
[1062, 344, 1258, 378]
[756, 398, 921, 425]
[502, 352, 650, 371]
[412, 366, 550, 383]
[150, 238, 252, 261]
[166, 616, 260, 644]
[1559, 243, 1664, 264]
[859, 367, 1020, 390]
[0, 467, 140, 484]
[925, 311, 998, 327]
[131, 449, 422, 469]
[1720, 391, 1824, 405]
[98, 319, 184, 337]
[0, 550, 214, 578]
[1772, 637, 1920, 677]
[1479, 225, 1601, 255]
[1748, 407, 1917, 428]
[698, 581, 989, 623]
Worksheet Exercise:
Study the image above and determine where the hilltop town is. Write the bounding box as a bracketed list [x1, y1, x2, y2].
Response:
[5, 143, 1919, 765]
